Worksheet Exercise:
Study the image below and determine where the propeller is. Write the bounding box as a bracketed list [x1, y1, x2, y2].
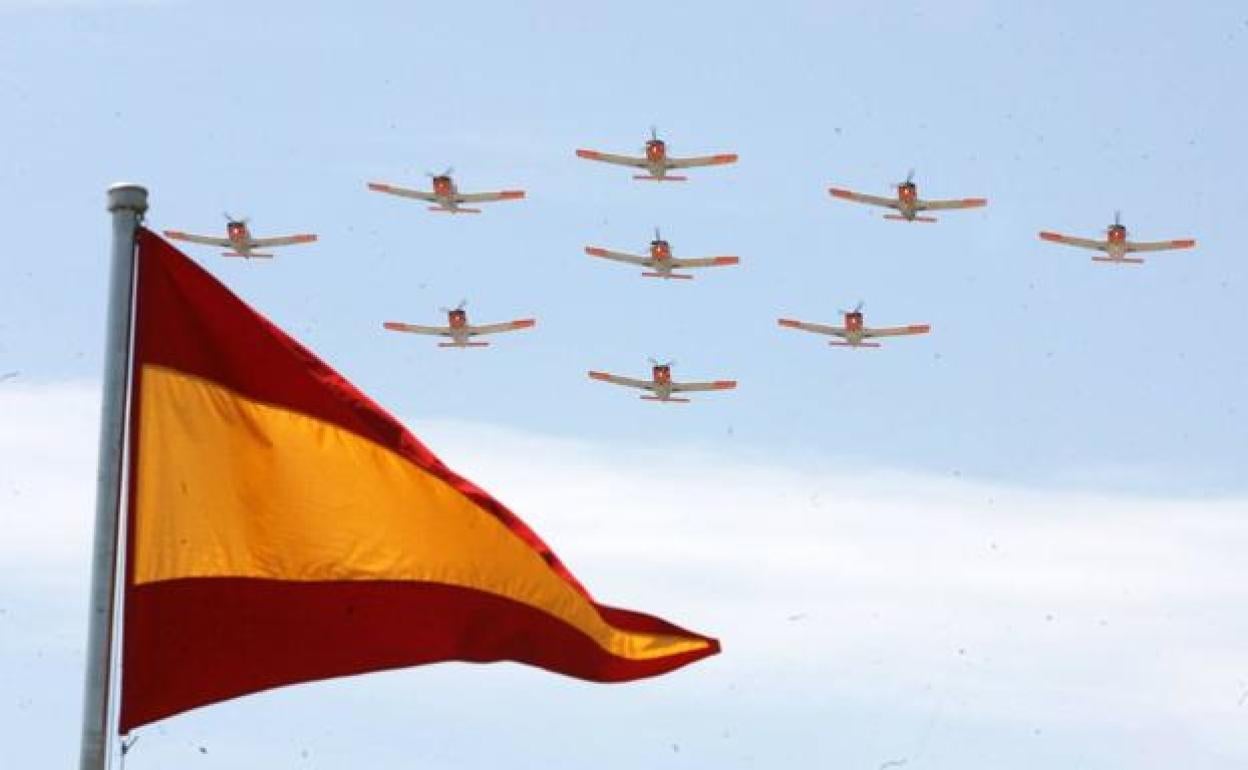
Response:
[222, 212, 249, 225]
[440, 299, 468, 313]
[893, 169, 915, 188]
[649, 125, 659, 142]
[839, 300, 864, 315]
[648, 357, 676, 368]
[1109, 209, 1122, 230]
[426, 166, 454, 178]
[653, 226, 663, 242]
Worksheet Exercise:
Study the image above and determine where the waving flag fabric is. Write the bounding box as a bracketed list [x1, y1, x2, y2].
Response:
[119, 229, 718, 730]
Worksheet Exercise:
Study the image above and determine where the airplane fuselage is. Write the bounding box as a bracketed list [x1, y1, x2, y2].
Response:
[225, 223, 258, 256]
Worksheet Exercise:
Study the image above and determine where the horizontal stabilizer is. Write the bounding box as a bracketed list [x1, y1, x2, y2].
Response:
[884, 214, 937, 223]
[222, 252, 273, 259]
[1091, 256, 1145, 265]
[633, 175, 687, 182]
[640, 395, 691, 403]
[438, 341, 490, 348]
[428, 206, 481, 214]
[829, 341, 881, 348]
[642, 272, 694, 279]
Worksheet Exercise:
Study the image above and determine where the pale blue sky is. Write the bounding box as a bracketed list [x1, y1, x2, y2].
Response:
[1, 2, 1247, 768]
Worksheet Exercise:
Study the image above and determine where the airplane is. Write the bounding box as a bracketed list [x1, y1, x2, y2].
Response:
[588, 359, 737, 403]
[576, 127, 737, 181]
[778, 303, 930, 348]
[367, 168, 525, 214]
[163, 214, 317, 259]
[585, 228, 740, 279]
[828, 170, 987, 222]
[1038, 211, 1196, 264]
[383, 301, 535, 348]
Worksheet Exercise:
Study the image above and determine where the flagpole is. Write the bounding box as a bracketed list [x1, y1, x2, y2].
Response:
[79, 183, 147, 770]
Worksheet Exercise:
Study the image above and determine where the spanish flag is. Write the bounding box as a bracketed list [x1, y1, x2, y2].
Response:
[119, 230, 718, 730]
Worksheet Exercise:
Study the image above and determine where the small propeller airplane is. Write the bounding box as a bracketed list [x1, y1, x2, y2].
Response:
[585, 228, 740, 279]
[588, 359, 737, 403]
[576, 127, 737, 181]
[828, 170, 987, 222]
[163, 214, 317, 258]
[383, 301, 535, 348]
[369, 167, 526, 213]
[367, 168, 525, 214]
[778, 302, 930, 348]
[1038, 211, 1196, 264]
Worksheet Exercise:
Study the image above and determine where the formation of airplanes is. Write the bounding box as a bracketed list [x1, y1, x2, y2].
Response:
[159, 130, 1198, 404]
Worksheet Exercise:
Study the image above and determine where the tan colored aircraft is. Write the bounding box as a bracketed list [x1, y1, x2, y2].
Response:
[589, 359, 736, 403]
[367, 168, 525, 214]
[383, 301, 535, 348]
[585, 228, 739, 280]
[576, 128, 737, 181]
[163, 215, 316, 258]
[829, 170, 987, 222]
[778, 303, 930, 348]
[1039, 211, 1195, 265]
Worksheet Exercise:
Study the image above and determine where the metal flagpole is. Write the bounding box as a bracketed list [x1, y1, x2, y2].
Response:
[78, 183, 148, 770]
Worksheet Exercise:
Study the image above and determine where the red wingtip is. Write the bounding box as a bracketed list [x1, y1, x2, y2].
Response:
[576, 149, 601, 159]
[909, 324, 932, 334]
[828, 188, 854, 199]
[382, 322, 405, 331]
[1038, 231, 1064, 242]
[962, 198, 988, 207]
[1172, 239, 1196, 249]
[777, 318, 801, 328]
[585, 247, 608, 257]
[512, 319, 537, 329]
[588, 371, 610, 381]
[499, 191, 526, 199]
[367, 182, 389, 191]
[295, 234, 317, 243]
[712, 153, 738, 164]
[713, 256, 740, 265]
[713, 380, 738, 390]
[162, 230, 188, 240]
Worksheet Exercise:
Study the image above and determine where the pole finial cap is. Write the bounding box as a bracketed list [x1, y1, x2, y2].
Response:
[107, 183, 149, 214]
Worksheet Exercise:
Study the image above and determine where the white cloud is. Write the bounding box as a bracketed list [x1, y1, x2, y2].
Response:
[2, 385, 1246, 768]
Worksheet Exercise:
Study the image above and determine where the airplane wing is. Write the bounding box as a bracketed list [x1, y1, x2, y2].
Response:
[588, 371, 654, 391]
[1038, 231, 1109, 251]
[777, 318, 847, 338]
[466, 319, 536, 336]
[918, 197, 988, 211]
[670, 256, 740, 269]
[248, 234, 317, 248]
[827, 188, 901, 211]
[455, 190, 526, 204]
[671, 379, 737, 393]
[163, 230, 232, 248]
[665, 153, 738, 169]
[862, 324, 931, 338]
[575, 149, 649, 168]
[367, 182, 439, 202]
[585, 247, 652, 267]
[383, 321, 452, 337]
[1126, 238, 1197, 253]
